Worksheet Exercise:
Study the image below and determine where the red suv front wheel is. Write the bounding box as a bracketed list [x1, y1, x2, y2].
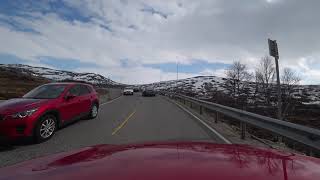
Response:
[34, 114, 57, 143]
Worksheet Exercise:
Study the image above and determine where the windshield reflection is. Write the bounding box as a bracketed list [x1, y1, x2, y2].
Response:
[37, 142, 303, 180]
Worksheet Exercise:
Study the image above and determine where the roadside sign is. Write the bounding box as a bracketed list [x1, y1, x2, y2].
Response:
[268, 39, 279, 58]
[268, 38, 281, 120]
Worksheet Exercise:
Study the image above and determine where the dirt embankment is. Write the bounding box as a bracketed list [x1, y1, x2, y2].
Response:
[0, 67, 49, 99]
[0, 68, 122, 102]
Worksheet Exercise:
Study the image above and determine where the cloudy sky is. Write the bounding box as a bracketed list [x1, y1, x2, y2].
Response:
[0, 0, 320, 84]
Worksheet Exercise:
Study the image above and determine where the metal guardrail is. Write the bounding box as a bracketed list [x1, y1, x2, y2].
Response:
[167, 93, 320, 152]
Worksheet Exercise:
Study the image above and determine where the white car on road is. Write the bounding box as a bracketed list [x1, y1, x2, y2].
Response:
[123, 88, 134, 95]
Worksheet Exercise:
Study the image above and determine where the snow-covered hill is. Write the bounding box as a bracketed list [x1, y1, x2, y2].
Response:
[143, 76, 226, 94]
[0, 64, 121, 86]
[142, 76, 320, 104]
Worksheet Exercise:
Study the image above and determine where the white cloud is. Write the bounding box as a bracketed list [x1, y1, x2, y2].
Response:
[1, 0, 320, 84]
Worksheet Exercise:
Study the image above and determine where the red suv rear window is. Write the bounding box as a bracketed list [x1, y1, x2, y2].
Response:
[85, 85, 96, 93]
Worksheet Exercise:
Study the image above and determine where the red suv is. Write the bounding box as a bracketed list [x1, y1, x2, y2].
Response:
[0, 82, 99, 143]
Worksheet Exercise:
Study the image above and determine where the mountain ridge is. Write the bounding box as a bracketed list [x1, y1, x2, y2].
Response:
[142, 76, 320, 105]
[0, 64, 121, 86]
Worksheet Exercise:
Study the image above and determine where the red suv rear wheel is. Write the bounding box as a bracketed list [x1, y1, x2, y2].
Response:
[88, 103, 99, 119]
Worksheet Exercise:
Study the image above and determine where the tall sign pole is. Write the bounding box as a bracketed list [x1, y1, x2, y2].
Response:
[176, 61, 179, 87]
[176, 61, 179, 81]
[175, 60, 179, 91]
[268, 39, 282, 120]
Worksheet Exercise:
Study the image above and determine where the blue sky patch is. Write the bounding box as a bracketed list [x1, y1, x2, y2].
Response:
[0, 54, 27, 64]
[144, 61, 230, 74]
[38, 57, 99, 71]
[0, 53, 99, 71]
[0, 16, 40, 34]
[0, 0, 92, 24]
[0, 0, 95, 34]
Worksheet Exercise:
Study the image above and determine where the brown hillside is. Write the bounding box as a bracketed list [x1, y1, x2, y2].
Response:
[0, 67, 50, 99]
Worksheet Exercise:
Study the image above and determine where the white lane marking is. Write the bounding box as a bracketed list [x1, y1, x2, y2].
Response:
[170, 99, 232, 144]
[100, 95, 122, 106]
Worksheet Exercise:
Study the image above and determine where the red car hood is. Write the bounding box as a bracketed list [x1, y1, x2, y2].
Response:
[0, 98, 49, 114]
[0, 142, 320, 180]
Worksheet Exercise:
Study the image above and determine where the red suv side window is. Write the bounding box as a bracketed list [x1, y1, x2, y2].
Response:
[68, 85, 81, 96]
[87, 85, 95, 93]
[78, 85, 91, 95]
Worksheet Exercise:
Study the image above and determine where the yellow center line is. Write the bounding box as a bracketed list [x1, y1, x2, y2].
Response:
[112, 110, 137, 135]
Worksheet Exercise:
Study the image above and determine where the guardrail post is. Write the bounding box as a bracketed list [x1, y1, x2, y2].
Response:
[241, 122, 246, 140]
[183, 99, 186, 104]
[215, 112, 219, 123]
[190, 102, 193, 108]
[309, 149, 314, 157]
[305, 148, 315, 157]
[200, 106, 203, 115]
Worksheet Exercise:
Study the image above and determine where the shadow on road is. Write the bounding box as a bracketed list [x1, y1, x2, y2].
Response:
[0, 117, 93, 152]
[0, 145, 15, 152]
[0, 138, 33, 152]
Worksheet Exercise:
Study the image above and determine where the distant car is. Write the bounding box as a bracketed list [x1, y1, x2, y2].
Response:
[0, 82, 99, 143]
[123, 88, 134, 95]
[133, 88, 140, 92]
[142, 88, 156, 97]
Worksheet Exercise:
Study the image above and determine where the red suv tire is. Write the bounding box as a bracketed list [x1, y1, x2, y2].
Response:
[88, 103, 99, 119]
[34, 114, 57, 143]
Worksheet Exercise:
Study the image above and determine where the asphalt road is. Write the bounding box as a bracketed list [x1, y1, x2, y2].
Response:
[0, 93, 219, 167]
